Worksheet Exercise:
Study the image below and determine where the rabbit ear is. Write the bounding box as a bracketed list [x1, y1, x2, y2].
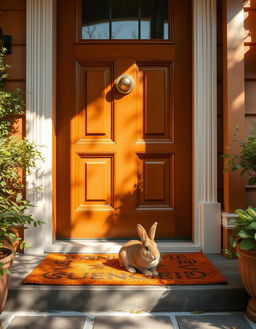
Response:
[137, 224, 148, 243]
[148, 222, 158, 240]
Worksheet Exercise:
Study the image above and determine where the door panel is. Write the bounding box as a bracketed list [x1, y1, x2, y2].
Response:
[57, 0, 192, 239]
[136, 63, 172, 140]
[137, 154, 173, 208]
[75, 154, 114, 209]
[77, 63, 114, 141]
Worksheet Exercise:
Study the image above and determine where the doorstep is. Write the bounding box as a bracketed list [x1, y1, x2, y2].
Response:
[5, 253, 249, 312]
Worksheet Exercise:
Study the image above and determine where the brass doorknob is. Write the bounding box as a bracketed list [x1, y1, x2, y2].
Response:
[116, 74, 135, 94]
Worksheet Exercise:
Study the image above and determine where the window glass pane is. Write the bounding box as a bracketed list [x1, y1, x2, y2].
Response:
[111, 0, 139, 39]
[82, 0, 110, 39]
[81, 0, 169, 40]
[141, 0, 168, 39]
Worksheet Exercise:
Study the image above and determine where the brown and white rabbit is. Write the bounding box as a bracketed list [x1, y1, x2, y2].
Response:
[118, 222, 160, 277]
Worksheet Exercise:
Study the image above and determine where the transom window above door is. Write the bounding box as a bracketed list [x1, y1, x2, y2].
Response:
[82, 0, 169, 40]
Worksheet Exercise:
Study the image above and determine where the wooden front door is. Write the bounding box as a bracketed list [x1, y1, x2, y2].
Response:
[56, 0, 192, 239]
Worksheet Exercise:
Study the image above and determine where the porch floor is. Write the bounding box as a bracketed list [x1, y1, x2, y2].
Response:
[1, 311, 256, 329]
[5, 253, 248, 313]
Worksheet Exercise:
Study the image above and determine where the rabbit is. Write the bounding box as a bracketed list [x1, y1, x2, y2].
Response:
[118, 222, 160, 277]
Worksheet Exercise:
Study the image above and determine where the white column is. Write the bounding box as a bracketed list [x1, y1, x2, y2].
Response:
[193, 0, 221, 253]
[25, 0, 56, 254]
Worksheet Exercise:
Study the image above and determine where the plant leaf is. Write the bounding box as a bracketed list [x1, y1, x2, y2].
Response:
[16, 193, 22, 202]
[247, 222, 256, 230]
[247, 207, 256, 218]
[239, 239, 256, 250]
[238, 230, 253, 239]
[235, 209, 249, 220]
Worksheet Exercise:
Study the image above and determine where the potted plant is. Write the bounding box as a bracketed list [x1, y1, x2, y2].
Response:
[0, 246, 14, 329]
[0, 196, 43, 314]
[228, 208, 256, 321]
[0, 47, 43, 316]
[224, 124, 256, 322]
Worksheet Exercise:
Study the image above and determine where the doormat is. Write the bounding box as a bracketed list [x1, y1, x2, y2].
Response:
[22, 253, 227, 286]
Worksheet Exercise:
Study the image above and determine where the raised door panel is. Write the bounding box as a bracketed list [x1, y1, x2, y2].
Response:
[137, 154, 174, 208]
[75, 154, 114, 210]
[76, 63, 114, 142]
[136, 63, 173, 142]
[144, 70, 165, 136]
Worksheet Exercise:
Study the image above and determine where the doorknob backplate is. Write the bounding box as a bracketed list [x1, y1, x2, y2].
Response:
[115, 74, 135, 94]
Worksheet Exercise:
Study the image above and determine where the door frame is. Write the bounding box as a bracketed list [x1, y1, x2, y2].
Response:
[25, 0, 221, 254]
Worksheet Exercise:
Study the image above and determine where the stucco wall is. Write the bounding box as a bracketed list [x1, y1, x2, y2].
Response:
[0, 0, 26, 137]
[244, 0, 256, 206]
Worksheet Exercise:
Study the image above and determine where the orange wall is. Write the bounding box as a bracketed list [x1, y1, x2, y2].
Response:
[0, 0, 26, 137]
[222, 0, 246, 212]
[217, 0, 224, 206]
[1, 0, 254, 211]
[244, 0, 256, 206]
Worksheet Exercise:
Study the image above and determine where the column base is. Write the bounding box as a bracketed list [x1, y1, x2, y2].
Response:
[200, 202, 221, 253]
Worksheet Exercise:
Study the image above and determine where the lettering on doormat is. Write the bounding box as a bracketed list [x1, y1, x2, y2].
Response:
[22, 253, 226, 285]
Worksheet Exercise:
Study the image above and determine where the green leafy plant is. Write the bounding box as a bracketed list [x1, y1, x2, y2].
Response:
[0, 195, 44, 249]
[229, 208, 256, 252]
[224, 123, 256, 185]
[0, 136, 42, 198]
[223, 124, 256, 256]
[0, 48, 24, 137]
[0, 47, 44, 275]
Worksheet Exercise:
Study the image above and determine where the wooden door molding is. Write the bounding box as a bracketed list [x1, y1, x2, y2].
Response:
[25, 0, 221, 254]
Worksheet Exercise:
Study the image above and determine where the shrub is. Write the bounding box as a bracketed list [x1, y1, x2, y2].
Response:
[0, 47, 43, 257]
[224, 123, 256, 185]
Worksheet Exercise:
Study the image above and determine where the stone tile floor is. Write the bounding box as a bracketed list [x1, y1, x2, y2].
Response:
[1, 312, 256, 329]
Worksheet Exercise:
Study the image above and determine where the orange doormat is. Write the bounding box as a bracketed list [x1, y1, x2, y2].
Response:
[22, 253, 227, 286]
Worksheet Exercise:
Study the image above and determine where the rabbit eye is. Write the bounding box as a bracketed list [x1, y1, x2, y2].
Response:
[145, 246, 149, 251]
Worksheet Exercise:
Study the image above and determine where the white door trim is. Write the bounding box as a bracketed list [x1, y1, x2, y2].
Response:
[25, 0, 221, 254]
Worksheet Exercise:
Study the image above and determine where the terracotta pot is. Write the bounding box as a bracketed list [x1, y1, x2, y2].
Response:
[0, 247, 15, 314]
[236, 243, 256, 322]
